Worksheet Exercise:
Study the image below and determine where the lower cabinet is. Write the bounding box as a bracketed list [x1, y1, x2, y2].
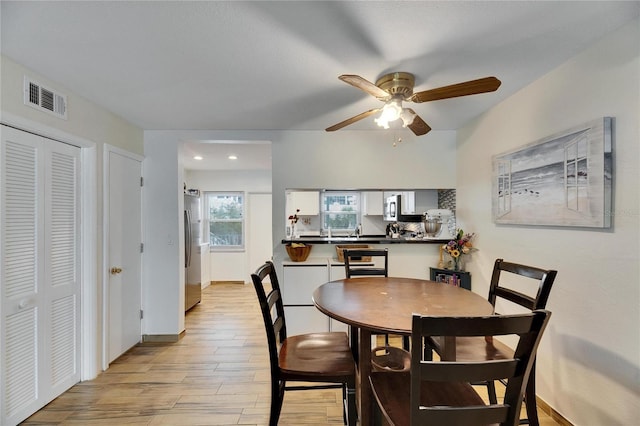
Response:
[282, 261, 330, 335]
[328, 263, 349, 333]
[281, 259, 358, 335]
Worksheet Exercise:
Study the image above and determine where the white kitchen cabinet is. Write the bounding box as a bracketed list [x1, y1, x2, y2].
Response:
[328, 263, 349, 332]
[284, 306, 332, 336]
[282, 260, 330, 335]
[362, 191, 384, 216]
[286, 191, 319, 216]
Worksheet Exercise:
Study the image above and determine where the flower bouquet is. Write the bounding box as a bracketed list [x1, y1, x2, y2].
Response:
[443, 229, 476, 271]
[288, 209, 300, 238]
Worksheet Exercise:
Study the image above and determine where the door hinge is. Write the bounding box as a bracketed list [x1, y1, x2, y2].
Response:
[140, 176, 144, 187]
[140, 243, 144, 253]
[140, 309, 144, 319]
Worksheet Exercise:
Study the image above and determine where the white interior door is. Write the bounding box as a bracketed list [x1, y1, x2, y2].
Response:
[248, 193, 272, 277]
[106, 148, 142, 364]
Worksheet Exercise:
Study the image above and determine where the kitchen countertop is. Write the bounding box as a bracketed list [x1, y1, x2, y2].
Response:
[282, 236, 448, 244]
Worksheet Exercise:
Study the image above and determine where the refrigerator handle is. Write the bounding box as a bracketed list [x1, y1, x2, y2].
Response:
[185, 210, 192, 267]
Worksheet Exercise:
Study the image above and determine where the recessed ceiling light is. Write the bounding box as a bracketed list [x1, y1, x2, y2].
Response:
[193, 155, 203, 160]
[228, 155, 238, 160]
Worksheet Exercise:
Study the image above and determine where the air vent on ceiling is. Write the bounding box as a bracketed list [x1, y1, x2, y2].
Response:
[24, 76, 68, 120]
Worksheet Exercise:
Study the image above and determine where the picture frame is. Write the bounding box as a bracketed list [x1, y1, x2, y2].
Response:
[492, 117, 613, 228]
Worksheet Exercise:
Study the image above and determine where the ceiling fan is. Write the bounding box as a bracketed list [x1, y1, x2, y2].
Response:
[325, 72, 501, 136]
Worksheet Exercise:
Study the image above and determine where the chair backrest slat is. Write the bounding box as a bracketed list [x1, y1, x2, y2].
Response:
[265, 288, 281, 311]
[344, 248, 389, 278]
[423, 405, 510, 426]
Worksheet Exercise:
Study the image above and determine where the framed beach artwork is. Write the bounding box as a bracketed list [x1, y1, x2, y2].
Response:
[492, 117, 612, 228]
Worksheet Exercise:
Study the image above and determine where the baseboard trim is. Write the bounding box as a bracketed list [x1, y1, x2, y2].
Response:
[537, 397, 573, 426]
[142, 331, 184, 343]
[211, 280, 245, 285]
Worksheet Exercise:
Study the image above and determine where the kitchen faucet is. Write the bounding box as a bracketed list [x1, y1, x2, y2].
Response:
[349, 224, 363, 238]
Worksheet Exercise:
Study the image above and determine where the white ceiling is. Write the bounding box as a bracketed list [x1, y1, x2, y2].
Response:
[2, 1, 638, 170]
[181, 140, 272, 171]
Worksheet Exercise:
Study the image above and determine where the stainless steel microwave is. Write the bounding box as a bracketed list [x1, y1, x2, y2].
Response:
[384, 195, 422, 222]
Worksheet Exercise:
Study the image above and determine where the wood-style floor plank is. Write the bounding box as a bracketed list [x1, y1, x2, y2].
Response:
[22, 282, 562, 425]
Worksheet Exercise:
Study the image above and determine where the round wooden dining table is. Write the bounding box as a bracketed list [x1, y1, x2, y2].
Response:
[313, 276, 494, 426]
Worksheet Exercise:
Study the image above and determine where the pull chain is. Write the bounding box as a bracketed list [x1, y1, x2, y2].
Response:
[392, 131, 403, 147]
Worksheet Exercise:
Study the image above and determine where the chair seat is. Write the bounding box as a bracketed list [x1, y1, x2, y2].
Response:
[280, 332, 355, 381]
[455, 336, 514, 361]
[431, 335, 514, 361]
[370, 371, 488, 426]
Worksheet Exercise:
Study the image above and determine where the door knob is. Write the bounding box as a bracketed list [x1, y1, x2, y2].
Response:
[110, 267, 122, 275]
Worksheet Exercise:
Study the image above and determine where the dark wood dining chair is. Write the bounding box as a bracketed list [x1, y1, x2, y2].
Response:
[428, 258, 557, 426]
[251, 261, 356, 426]
[370, 310, 552, 426]
[344, 248, 409, 351]
[344, 248, 389, 278]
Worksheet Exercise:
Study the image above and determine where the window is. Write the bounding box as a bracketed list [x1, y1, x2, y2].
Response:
[322, 192, 360, 232]
[496, 159, 511, 217]
[565, 134, 589, 212]
[205, 192, 244, 250]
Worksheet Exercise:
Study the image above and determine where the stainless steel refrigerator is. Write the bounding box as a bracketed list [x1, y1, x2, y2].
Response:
[184, 193, 202, 311]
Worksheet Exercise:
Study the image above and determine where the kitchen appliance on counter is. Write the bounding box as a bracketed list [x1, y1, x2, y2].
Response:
[386, 222, 400, 238]
[422, 215, 442, 238]
[424, 208, 456, 239]
[384, 194, 423, 222]
[184, 193, 202, 311]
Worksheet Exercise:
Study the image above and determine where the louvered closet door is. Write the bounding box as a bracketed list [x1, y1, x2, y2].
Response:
[42, 140, 81, 400]
[1, 125, 81, 426]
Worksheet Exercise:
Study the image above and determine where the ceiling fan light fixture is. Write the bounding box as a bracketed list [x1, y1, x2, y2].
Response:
[328, 73, 500, 136]
[374, 98, 402, 129]
[400, 109, 417, 127]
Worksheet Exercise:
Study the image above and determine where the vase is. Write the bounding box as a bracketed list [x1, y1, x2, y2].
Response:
[452, 256, 464, 271]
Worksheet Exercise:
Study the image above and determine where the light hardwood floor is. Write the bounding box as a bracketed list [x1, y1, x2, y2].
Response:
[23, 282, 561, 425]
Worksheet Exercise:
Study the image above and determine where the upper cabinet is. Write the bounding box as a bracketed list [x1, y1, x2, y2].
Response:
[286, 191, 320, 216]
[362, 191, 384, 215]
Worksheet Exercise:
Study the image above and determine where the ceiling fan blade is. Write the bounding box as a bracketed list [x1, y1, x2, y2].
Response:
[410, 76, 501, 103]
[405, 109, 431, 136]
[339, 75, 389, 100]
[325, 108, 381, 132]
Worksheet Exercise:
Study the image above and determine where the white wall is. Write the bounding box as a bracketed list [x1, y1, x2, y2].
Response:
[143, 129, 456, 334]
[186, 169, 272, 282]
[1, 55, 143, 379]
[142, 138, 184, 335]
[1, 55, 143, 154]
[457, 20, 639, 425]
[271, 130, 458, 264]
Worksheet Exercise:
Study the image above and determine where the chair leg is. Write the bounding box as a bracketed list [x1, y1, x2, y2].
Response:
[346, 380, 357, 425]
[350, 325, 359, 364]
[422, 338, 433, 361]
[402, 335, 410, 351]
[523, 362, 539, 426]
[342, 385, 347, 424]
[487, 380, 498, 405]
[270, 380, 285, 426]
